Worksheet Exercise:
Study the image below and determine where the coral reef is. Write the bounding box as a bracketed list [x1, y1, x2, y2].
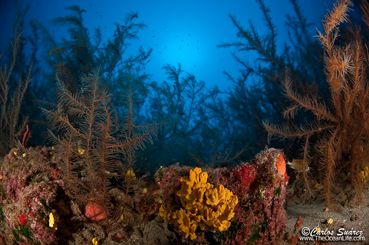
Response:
[0, 146, 162, 244]
[0, 147, 63, 244]
[5, 0, 369, 244]
[156, 148, 288, 244]
[0, 145, 290, 244]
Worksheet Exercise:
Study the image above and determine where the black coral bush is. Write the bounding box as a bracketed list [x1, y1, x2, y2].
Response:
[44, 73, 150, 216]
[265, 0, 369, 208]
[220, 0, 326, 163]
[0, 18, 32, 156]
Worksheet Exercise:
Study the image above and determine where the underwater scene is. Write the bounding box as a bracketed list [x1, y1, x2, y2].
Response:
[0, 0, 369, 244]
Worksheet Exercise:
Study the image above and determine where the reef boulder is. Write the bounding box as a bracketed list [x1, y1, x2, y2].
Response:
[155, 148, 288, 244]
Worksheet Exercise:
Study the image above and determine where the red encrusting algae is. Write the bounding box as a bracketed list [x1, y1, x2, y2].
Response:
[18, 213, 27, 226]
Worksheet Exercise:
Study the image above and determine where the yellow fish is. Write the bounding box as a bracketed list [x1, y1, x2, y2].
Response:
[287, 159, 310, 172]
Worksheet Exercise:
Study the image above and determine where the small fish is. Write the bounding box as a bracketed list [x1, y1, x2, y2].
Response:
[287, 159, 310, 172]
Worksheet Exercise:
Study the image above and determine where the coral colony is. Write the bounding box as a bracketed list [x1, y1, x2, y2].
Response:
[0, 0, 369, 244]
